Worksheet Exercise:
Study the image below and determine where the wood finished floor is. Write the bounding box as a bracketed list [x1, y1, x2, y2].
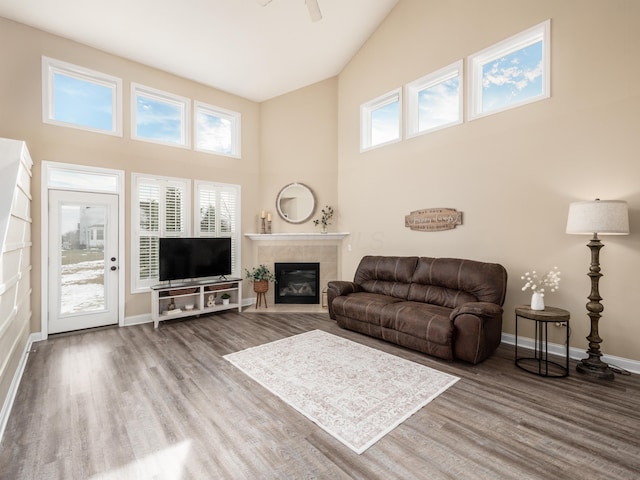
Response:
[1, 311, 639, 479]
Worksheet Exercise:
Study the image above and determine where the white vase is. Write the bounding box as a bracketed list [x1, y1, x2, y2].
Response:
[531, 292, 545, 311]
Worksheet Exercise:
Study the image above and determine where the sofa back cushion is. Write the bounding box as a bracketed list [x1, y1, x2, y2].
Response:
[408, 257, 507, 308]
[354, 256, 418, 299]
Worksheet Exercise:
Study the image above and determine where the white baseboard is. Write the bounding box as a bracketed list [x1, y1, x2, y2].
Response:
[0, 332, 41, 444]
[124, 313, 152, 327]
[501, 333, 640, 375]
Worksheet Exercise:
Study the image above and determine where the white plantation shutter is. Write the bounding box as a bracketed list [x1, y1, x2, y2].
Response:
[195, 181, 240, 276]
[164, 184, 187, 235]
[138, 182, 160, 280]
[198, 187, 217, 235]
[132, 174, 191, 292]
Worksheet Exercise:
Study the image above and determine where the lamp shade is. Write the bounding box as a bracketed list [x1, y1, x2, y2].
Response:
[566, 199, 629, 235]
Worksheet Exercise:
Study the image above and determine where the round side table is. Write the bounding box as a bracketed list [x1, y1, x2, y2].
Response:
[515, 305, 570, 378]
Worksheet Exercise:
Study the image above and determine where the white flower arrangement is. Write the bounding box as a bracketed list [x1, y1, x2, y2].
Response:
[521, 266, 561, 296]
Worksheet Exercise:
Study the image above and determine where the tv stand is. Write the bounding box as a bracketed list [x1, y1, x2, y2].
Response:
[150, 277, 242, 328]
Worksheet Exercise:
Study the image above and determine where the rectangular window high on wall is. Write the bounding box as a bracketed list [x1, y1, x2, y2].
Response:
[195, 181, 241, 276]
[194, 102, 241, 158]
[131, 83, 190, 148]
[360, 88, 402, 152]
[406, 60, 463, 138]
[132, 174, 191, 292]
[42, 57, 122, 136]
[468, 19, 550, 120]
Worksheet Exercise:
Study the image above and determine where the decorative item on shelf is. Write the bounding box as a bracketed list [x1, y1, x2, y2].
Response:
[260, 210, 266, 234]
[521, 267, 561, 311]
[566, 198, 629, 379]
[207, 294, 216, 307]
[168, 299, 177, 311]
[267, 212, 272, 234]
[245, 264, 276, 309]
[221, 293, 231, 305]
[313, 205, 334, 234]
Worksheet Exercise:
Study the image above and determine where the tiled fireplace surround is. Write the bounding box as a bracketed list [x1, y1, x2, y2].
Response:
[247, 234, 346, 309]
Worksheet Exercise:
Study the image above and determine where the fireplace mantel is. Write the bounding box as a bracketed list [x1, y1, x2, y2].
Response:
[244, 232, 349, 241]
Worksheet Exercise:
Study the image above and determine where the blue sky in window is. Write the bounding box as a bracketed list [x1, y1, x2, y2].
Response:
[371, 100, 400, 146]
[196, 111, 232, 154]
[482, 41, 543, 113]
[136, 95, 182, 144]
[418, 76, 459, 131]
[53, 73, 113, 131]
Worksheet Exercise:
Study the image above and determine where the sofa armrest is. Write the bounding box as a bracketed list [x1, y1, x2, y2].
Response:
[327, 281, 360, 297]
[450, 301, 503, 320]
[450, 302, 504, 364]
[327, 281, 361, 319]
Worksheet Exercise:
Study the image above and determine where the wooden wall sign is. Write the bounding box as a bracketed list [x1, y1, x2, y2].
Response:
[405, 208, 463, 232]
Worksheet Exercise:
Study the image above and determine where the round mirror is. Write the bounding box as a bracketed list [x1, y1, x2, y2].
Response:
[276, 182, 316, 224]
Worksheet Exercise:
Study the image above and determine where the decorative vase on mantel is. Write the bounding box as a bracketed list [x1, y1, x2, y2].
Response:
[530, 292, 545, 311]
[320, 225, 328, 234]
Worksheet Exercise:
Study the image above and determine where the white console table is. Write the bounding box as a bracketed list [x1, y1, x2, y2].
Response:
[150, 277, 242, 328]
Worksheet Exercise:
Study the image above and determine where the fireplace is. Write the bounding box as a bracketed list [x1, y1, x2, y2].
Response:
[274, 262, 320, 304]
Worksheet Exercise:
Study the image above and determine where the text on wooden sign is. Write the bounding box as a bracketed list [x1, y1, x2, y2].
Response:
[405, 208, 463, 232]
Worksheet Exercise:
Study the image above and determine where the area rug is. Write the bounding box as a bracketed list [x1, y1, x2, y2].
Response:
[223, 330, 459, 454]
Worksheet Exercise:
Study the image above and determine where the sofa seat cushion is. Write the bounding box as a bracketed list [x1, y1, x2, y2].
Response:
[379, 302, 453, 346]
[332, 292, 405, 325]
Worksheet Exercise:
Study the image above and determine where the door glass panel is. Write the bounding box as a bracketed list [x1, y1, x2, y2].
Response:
[59, 203, 106, 315]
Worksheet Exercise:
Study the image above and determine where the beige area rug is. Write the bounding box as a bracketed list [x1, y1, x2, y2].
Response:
[223, 330, 459, 454]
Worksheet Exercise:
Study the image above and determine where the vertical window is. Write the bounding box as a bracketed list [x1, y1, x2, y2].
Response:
[468, 20, 550, 120]
[194, 102, 241, 158]
[195, 181, 241, 276]
[132, 174, 191, 292]
[406, 60, 463, 138]
[42, 57, 122, 136]
[360, 88, 402, 151]
[131, 83, 190, 148]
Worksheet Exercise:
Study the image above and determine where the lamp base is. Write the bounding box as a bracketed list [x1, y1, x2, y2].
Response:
[576, 356, 614, 380]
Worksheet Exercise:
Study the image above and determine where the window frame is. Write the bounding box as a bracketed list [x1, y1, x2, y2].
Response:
[468, 19, 551, 121]
[42, 56, 123, 136]
[131, 173, 191, 293]
[360, 88, 402, 152]
[194, 101, 241, 158]
[406, 60, 463, 138]
[131, 83, 191, 149]
[194, 180, 241, 277]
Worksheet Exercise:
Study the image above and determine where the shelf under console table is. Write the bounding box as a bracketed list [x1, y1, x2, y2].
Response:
[150, 277, 242, 328]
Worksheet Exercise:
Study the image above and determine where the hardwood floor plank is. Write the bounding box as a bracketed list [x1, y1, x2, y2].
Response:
[1, 312, 639, 479]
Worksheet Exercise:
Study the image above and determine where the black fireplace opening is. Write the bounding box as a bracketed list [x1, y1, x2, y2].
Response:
[274, 262, 320, 304]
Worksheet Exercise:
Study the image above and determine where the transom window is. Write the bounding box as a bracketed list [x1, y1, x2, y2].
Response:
[360, 88, 402, 152]
[42, 56, 122, 136]
[131, 83, 190, 148]
[195, 102, 241, 158]
[406, 60, 463, 138]
[468, 20, 550, 120]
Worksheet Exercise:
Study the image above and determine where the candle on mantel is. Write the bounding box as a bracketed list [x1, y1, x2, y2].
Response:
[261, 210, 266, 219]
[267, 213, 272, 221]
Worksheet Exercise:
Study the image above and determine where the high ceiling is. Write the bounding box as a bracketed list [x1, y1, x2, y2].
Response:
[0, 0, 399, 102]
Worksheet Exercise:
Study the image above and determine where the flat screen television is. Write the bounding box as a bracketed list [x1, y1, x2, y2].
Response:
[159, 237, 232, 282]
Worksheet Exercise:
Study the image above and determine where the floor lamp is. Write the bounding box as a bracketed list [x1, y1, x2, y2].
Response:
[566, 199, 629, 379]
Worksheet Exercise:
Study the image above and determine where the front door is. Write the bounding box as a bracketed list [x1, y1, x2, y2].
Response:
[48, 190, 119, 334]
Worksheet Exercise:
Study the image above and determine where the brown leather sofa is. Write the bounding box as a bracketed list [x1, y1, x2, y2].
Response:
[327, 256, 508, 364]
